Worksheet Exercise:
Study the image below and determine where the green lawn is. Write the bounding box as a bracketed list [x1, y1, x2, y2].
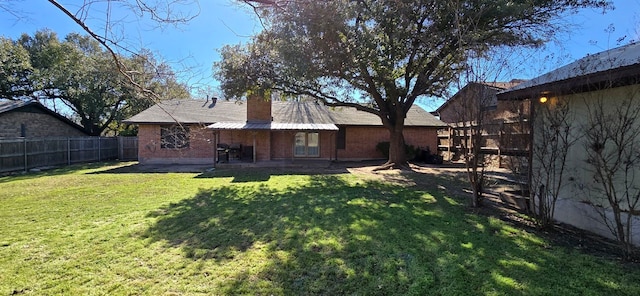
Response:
[1, 162, 638, 295]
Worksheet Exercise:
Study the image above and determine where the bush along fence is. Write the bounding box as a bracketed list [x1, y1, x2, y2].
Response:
[0, 136, 138, 173]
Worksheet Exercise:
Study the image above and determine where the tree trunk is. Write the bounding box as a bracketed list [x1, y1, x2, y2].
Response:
[468, 161, 483, 208]
[389, 127, 407, 164]
[374, 123, 408, 170]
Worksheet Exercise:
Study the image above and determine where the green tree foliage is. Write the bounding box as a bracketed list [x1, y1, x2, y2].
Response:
[0, 30, 189, 136]
[218, 0, 611, 168]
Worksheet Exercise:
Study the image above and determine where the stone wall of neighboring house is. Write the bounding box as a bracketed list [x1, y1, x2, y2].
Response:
[0, 110, 87, 138]
[438, 83, 487, 124]
[137, 124, 215, 164]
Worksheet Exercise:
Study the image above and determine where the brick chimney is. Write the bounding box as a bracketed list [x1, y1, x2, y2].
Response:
[246, 94, 272, 123]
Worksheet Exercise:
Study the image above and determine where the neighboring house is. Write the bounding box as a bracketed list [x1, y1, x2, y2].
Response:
[124, 96, 447, 165]
[435, 80, 528, 165]
[0, 100, 89, 138]
[497, 42, 640, 245]
[436, 81, 523, 123]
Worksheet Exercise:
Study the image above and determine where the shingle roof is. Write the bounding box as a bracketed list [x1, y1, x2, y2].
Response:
[125, 99, 447, 127]
[0, 100, 32, 114]
[124, 99, 246, 124]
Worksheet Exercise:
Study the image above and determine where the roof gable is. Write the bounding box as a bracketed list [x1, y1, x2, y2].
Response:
[0, 100, 89, 135]
[0, 100, 33, 113]
[436, 81, 523, 113]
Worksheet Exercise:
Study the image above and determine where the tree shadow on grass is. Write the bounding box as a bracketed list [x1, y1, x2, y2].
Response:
[140, 173, 639, 295]
[0, 161, 122, 184]
[194, 167, 350, 183]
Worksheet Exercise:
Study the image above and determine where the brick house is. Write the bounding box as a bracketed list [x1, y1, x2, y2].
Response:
[124, 97, 446, 165]
[435, 81, 529, 166]
[0, 100, 88, 138]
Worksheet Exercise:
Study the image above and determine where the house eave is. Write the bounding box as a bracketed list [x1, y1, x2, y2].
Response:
[498, 63, 640, 101]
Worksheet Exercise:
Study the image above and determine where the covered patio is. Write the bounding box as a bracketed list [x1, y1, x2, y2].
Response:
[207, 121, 339, 167]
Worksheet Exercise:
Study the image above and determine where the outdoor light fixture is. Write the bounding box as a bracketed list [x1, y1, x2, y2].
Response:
[539, 96, 548, 103]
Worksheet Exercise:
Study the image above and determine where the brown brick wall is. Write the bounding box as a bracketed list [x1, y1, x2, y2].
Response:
[138, 124, 215, 164]
[0, 111, 87, 138]
[270, 131, 293, 159]
[404, 127, 439, 152]
[269, 131, 334, 160]
[138, 125, 438, 163]
[255, 130, 271, 161]
[247, 95, 272, 122]
[337, 126, 439, 160]
[216, 130, 271, 161]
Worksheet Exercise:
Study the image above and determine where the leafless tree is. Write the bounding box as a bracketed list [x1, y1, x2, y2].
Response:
[530, 97, 578, 227]
[582, 84, 640, 260]
[448, 49, 517, 208]
[43, 0, 198, 101]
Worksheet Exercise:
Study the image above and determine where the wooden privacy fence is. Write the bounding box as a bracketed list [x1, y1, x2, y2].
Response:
[0, 136, 138, 173]
[437, 120, 530, 169]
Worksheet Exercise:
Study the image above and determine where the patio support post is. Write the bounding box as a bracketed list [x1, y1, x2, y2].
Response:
[23, 137, 27, 172]
[332, 131, 336, 161]
[252, 132, 257, 163]
[291, 131, 295, 163]
[213, 131, 218, 167]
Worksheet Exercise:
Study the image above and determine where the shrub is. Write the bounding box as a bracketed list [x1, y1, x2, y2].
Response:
[376, 142, 418, 160]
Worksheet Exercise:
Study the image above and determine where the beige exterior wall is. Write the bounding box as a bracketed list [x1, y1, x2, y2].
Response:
[137, 124, 215, 164]
[0, 111, 87, 138]
[533, 84, 640, 245]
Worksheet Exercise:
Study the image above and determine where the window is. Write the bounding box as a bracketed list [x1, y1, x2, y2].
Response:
[161, 125, 190, 149]
[294, 132, 320, 157]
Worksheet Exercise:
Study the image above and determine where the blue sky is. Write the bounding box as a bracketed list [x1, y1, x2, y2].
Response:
[1, 0, 638, 111]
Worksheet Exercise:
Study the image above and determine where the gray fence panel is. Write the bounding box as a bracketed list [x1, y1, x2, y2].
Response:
[118, 137, 138, 160]
[0, 139, 25, 173]
[0, 136, 138, 173]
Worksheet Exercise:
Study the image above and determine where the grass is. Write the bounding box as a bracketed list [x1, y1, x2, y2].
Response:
[1, 162, 639, 295]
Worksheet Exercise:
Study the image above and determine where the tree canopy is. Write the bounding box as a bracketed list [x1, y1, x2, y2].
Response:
[0, 30, 189, 135]
[217, 0, 611, 168]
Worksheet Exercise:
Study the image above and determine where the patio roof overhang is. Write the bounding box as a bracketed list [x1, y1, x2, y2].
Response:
[207, 122, 339, 131]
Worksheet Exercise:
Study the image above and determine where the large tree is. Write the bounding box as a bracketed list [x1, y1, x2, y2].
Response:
[0, 30, 189, 135]
[217, 0, 610, 168]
